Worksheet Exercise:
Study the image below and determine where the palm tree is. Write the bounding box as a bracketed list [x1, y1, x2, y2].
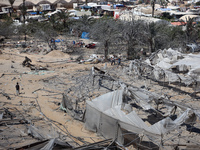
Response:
[185, 18, 198, 43]
[57, 10, 70, 30]
[8, 0, 15, 16]
[18, 0, 27, 41]
[71, 15, 96, 38]
[142, 22, 170, 53]
[48, 14, 57, 30]
[73, 15, 95, 33]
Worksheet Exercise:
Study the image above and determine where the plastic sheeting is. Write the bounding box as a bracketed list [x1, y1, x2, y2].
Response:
[81, 32, 89, 39]
[61, 94, 73, 111]
[84, 90, 197, 144]
[40, 138, 72, 150]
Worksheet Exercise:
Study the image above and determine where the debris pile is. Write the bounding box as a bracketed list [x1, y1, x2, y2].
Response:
[129, 49, 200, 93]
[22, 56, 48, 71]
[1, 42, 200, 149]
[0, 107, 75, 149]
[56, 54, 200, 149]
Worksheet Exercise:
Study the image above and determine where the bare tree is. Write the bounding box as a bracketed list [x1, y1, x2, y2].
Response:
[33, 22, 58, 50]
[0, 19, 14, 38]
[90, 18, 120, 60]
[121, 18, 144, 59]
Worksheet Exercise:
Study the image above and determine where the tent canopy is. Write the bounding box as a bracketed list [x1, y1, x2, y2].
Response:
[37, 0, 52, 5]
[179, 15, 199, 22]
[84, 89, 197, 144]
[19, 1, 35, 7]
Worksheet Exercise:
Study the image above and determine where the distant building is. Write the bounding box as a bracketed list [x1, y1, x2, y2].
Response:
[40, 4, 51, 11]
[0, 6, 11, 15]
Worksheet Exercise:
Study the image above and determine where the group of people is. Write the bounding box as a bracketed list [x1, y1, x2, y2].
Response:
[110, 55, 121, 66]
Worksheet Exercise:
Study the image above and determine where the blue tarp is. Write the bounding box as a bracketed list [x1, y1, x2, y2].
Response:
[157, 8, 171, 11]
[81, 32, 89, 39]
[70, 17, 80, 20]
[28, 12, 42, 15]
[55, 39, 64, 42]
[55, 39, 61, 42]
[29, 12, 37, 15]
[113, 4, 124, 9]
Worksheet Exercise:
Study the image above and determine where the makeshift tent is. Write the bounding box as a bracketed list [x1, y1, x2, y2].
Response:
[19, 1, 35, 7]
[84, 90, 197, 144]
[81, 32, 89, 39]
[37, 0, 52, 5]
[179, 15, 199, 22]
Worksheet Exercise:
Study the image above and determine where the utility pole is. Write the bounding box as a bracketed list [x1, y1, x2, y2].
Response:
[22, 0, 27, 42]
[151, 0, 155, 17]
[23, 0, 25, 24]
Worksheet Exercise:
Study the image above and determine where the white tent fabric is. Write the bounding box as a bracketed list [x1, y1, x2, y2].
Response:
[84, 90, 195, 144]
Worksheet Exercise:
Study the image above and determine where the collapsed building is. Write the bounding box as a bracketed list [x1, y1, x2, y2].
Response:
[0, 107, 76, 149]
[131, 48, 200, 91]
[60, 49, 200, 149]
[84, 88, 200, 149]
[14, 46, 200, 149]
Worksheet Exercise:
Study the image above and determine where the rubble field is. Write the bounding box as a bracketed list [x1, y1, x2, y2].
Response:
[0, 40, 200, 150]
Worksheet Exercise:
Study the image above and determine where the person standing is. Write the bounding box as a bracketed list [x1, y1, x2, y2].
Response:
[118, 57, 121, 66]
[111, 57, 115, 65]
[16, 82, 20, 96]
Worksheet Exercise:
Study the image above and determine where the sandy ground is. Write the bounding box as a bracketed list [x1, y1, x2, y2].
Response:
[1, 42, 200, 149]
[0, 46, 107, 148]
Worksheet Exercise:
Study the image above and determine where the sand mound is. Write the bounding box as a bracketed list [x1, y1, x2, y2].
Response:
[46, 50, 70, 58]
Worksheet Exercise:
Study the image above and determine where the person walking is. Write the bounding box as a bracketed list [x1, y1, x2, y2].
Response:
[16, 82, 20, 96]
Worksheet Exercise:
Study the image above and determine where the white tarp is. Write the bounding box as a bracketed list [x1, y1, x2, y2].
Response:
[150, 49, 200, 76]
[84, 90, 196, 144]
[172, 53, 200, 75]
[144, 49, 200, 85]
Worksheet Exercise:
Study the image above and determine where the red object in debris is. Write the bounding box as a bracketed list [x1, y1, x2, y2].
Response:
[171, 22, 186, 26]
[85, 43, 96, 48]
[171, 21, 196, 26]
